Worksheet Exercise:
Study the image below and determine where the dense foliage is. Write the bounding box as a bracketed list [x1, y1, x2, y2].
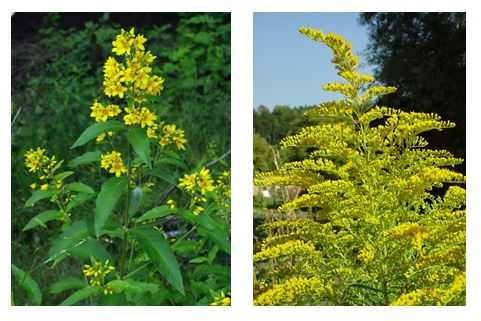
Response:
[254, 28, 465, 306]
[12, 14, 230, 306]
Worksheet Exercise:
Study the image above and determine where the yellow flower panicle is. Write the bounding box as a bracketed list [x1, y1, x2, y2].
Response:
[100, 151, 127, 177]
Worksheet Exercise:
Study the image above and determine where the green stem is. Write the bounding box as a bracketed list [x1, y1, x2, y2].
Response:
[119, 143, 132, 278]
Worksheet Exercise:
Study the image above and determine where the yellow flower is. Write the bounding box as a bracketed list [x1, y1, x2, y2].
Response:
[138, 107, 157, 128]
[112, 34, 133, 56]
[40, 184, 49, 191]
[133, 34, 147, 51]
[101, 151, 127, 177]
[198, 167, 215, 195]
[178, 173, 197, 193]
[123, 107, 140, 126]
[147, 124, 159, 138]
[30, 183, 37, 189]
[107, 104, 121, 117]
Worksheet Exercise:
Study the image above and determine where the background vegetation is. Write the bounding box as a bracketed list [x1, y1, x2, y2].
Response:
[11, 12, 230, 305]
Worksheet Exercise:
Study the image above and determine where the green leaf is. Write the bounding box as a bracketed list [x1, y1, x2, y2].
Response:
[49, 277, 86, 294]
[141, 168, 177, 184]
[195, 214, 230, 255]
[71, 120, 125, 149]
[107, 279, 159, 295]
[126, 128, 151, 168]
[53, 171, 74, 181]
[22, 210, 64, 231]
[130, 227, 184, 295]
[189, 257, 208, 264]
[68, 151, 102, 167]
[68, 239, 112, 262]
[136, 205, 176, 222]
[60, 286, 103, 306]
[156, 157, 187, 169]
[46, 219, 92, 264]
[95, 176, 128, 237]
[65, 182, 95, 194]
[24, 189, 60, 208]
[11, 264, 42, 305]
[67, 192, 94, 211]
[128, 186, 143, 216]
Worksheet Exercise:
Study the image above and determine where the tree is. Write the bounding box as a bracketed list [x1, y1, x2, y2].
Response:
[359, 13, 466, 173]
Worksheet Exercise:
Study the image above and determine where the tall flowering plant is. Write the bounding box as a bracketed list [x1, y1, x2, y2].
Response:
[15, 28, 231, 306]
[253, 28, 465, 306]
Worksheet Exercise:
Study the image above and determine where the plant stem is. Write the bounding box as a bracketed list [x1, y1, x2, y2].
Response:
[119, 143, 132, 278]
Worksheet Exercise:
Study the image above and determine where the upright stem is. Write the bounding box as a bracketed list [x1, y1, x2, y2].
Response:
[119, 143, 132, 278]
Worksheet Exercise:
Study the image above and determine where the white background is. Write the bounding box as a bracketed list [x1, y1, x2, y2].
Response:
[2, 0, 480, 320]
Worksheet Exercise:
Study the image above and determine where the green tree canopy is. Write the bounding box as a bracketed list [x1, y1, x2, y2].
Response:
[359, 12, 466, 173]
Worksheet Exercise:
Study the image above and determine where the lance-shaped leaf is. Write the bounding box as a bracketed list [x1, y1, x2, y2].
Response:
[65, 182, 95, 194]
[24, 189, 60, 208]
[46, 219, 92, 263]
[22, 210, 64, 231]
[68, 151, 103, 168]
[136, 205, 176, 222]
[11, 264, 42, 305]
[126, 128, 151, 168]
[71, 120, 125, 149]
[130, 227, 184, 295]
[60, 286, 103, 306]
[49, 277, 86, 294]
[94, 176, 128, 237]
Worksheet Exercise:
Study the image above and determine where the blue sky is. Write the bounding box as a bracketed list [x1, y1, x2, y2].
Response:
[254, 12, 373, 109]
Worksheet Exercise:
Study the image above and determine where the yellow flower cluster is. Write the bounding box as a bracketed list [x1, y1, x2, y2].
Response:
[357, 243, 375, 265]
[254, 277, 327, 306]
[179, 167, 215, 195]
[157, 124, 187, 150]
[89, 100, 121, 122]
[103, 28, 164, 100]
[123, 106, 157, 127]
[83, 260, 115, 295]
[24, 148, 64, 191]
[100, 151, 127, 177]
[254, 240, 316, 262]
[391, 272, 465, 306]
[24, 147, 57, 174]
[178, 167, 216, 215]
[210, 291, 231, 306]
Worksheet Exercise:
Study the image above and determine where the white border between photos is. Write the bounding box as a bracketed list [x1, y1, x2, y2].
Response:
[2, 1, 480, 320]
